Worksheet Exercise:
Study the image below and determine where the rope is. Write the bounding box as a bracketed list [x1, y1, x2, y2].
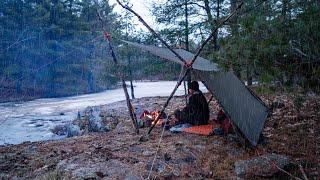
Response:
[147, 115, 170, 179]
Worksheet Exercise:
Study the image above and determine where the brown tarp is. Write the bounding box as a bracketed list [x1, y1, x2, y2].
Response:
[123, 40, 270, 146]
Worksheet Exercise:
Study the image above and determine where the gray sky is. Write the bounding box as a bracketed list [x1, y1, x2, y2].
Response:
[109, 0, 159, 31]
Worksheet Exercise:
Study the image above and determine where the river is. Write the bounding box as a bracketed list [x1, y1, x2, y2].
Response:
[0, 81, 207, 145]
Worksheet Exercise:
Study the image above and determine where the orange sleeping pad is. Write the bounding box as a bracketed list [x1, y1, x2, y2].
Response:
[182, 123, 219, 136]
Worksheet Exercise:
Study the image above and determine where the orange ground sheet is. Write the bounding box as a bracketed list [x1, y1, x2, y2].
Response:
[182, 123, 219, 136]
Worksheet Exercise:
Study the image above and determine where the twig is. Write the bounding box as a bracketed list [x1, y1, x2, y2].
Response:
[115, 0, 187, 65]
[299, 164, 309, 180]
[273, 162, 302, 180]
[261, 156, 302, 180]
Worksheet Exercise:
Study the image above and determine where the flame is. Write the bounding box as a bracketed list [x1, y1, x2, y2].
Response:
[151, 111, 162, 125]
[141, 111, 163, 126]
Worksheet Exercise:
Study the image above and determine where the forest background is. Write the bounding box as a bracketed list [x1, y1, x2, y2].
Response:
[0, 0, 319, 102]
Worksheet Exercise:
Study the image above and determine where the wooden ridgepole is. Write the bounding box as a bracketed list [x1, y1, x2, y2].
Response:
[97, 12, 139, 134]
[115, 0, 187, 66]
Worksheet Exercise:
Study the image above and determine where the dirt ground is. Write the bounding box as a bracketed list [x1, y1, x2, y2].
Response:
[0, 91, 319, 179]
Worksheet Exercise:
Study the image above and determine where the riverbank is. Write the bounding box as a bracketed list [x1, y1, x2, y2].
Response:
[0, 83, 124, 103]
[0, 81, 206, 145]
[0, 79, 176, 103]
[0, 91, 319, 179]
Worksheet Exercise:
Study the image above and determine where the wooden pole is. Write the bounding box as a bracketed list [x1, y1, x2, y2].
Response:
[97, 11, 139, 134]
[148, 68, 190, 134]
[115, 0, 187, 65]
[183, 79, 188, 105]
[128, 55, 135, 99]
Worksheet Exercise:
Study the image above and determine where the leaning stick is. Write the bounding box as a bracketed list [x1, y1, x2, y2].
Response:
[97, 11, 139, 134]
[115, 0, 187, 65]
[148, 68, 190, 134]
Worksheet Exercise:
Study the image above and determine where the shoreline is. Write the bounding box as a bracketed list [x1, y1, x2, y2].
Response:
[0, 80, 174, 104]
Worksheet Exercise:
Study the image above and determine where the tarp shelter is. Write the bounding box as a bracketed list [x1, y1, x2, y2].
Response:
[123, 40, 269, 146]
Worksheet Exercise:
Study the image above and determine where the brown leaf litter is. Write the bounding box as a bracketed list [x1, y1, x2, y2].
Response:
[0, 92, 319, 179]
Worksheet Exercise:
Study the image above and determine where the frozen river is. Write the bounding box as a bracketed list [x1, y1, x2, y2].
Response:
[0, 81, 207, 145]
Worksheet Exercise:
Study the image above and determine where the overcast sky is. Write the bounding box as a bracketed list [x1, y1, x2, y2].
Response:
[109, 0, 159, 31]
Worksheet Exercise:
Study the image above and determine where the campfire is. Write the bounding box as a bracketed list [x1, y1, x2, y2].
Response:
[140, 110, 166, 127]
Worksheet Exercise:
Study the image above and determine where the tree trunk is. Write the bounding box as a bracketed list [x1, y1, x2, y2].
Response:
[185, 0, 192, 89]
[128, 55, 135, 99]
[281, 0, 289, 21]
[230, 0, 238, 36]
[203, 0, 218, 50]
[214, 0, 220, 50]
[185, 0, 189, 51]
[246, 61, 252, 86]
[230, 0, 240, 78]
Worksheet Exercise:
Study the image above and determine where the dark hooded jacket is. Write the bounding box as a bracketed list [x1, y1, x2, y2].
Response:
[175, 90, 209, 125]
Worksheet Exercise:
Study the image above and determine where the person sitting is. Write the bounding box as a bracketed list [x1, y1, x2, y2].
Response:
[174, 81, 209, 125]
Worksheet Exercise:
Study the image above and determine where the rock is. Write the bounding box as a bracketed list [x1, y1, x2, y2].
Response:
[184, 156, 196, 163]
[194, 145, 205, 150]
[227, 134, 241, 143]
[145, 161, 165, 173]
[227, 147, 244, 157]
[139, 135, 149, 142]
[124, 174, 140, 180]
[101, 116, 119, 130]
[51, 124, 67, 136]
[164, 153, 171, 161]
[115, 121, 130, 134]
[174, 141, 185, 151]
[66, 124, 81, 137]
[88, 114, 103, 132]
[57, 154, 139, 179]
[142, 150, 154, 157]
[234, 153, 291, 178]
[212, 140, 222, 147]
[95, 171, 105, 178]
